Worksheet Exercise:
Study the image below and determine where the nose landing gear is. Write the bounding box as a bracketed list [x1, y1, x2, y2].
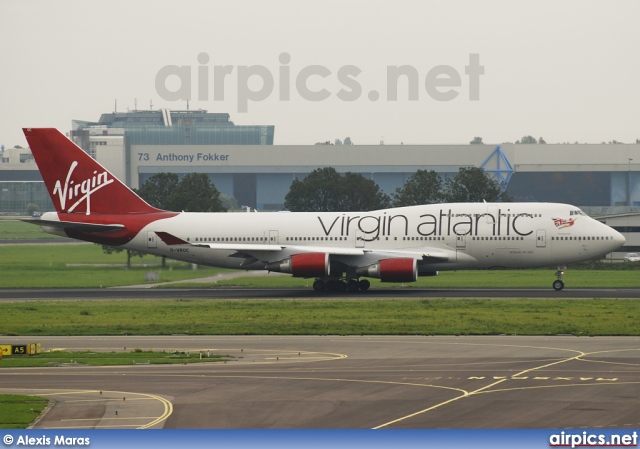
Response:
[553, 267, 566, 291]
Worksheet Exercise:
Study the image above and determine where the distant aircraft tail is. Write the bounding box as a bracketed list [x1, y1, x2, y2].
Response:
[23, 128, 160, 215]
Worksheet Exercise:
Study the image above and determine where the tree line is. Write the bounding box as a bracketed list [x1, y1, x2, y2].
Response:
[284, 166, 509, 212]
[134, 166, 509, 214]
[135, 172, 226, 212]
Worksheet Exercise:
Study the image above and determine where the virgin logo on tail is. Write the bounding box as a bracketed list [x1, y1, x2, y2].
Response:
[53, 161, 114, 215]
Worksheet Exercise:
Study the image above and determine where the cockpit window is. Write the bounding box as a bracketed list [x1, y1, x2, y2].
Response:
[570, 210, 587, 216]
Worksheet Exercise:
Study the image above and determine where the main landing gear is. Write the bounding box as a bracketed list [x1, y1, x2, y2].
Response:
[553, 267, 566, 291]
[313, 277, 370, 292]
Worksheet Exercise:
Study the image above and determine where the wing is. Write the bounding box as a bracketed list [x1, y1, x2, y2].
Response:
[22, 218, 125, 233]
[154, 231, 453, 277]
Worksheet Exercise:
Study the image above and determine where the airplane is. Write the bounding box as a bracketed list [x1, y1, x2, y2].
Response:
[22, 128, 625, 292]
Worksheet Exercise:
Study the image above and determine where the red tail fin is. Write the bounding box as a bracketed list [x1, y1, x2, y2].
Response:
[23, 128, 160, 215]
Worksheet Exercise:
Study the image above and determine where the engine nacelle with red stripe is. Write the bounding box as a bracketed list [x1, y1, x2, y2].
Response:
[266, 252, 330, 278]
[356, 257, 418, 282]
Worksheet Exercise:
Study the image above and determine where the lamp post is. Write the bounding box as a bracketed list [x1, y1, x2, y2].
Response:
[629, 158, 634, 206]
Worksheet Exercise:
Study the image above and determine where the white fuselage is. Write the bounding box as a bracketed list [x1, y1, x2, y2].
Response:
[114, 202, 624, 274]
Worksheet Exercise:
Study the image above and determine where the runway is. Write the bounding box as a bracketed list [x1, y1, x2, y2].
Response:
[1, 335, 639, 429]
[2, 287, 640, 301]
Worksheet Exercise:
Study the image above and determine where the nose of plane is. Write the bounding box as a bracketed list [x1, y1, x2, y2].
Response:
[610, 228, 626, 250]
[605, 225, 627, 251]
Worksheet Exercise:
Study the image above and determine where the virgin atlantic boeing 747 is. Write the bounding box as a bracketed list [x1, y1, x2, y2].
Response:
[22, 128, 625, 291]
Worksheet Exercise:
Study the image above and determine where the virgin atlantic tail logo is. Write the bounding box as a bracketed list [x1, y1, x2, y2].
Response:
[53, 161, 114, 215]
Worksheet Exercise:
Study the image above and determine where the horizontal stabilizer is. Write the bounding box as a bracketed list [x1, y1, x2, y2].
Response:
[155, 231, 190, 245]
[22, 219, 125, 233]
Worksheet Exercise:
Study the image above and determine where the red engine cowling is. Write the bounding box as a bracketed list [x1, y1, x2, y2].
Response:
[265, 252, 330, 278]
[357, 258, 417, 282]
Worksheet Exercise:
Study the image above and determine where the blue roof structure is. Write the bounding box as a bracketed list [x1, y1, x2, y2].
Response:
[480, 146, 514, 192]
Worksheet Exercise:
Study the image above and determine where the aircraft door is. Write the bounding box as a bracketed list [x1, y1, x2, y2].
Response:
[355, 230, 365, 248]
[269, 230, 279, 244]
[455, 234, 467, 261]
[147, 231, 157, 249]
[536, 229, 546, 248]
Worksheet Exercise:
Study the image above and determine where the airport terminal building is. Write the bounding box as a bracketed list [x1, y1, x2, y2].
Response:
[1, 109, 638, 252]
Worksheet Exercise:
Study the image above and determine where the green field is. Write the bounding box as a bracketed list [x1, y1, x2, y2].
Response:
[0, 244, 235, 288]
[0, 349, 231, 368]
[1, 298, 639, 336]
[0, 220, 235, 287]
[175, 266, 640, 289]
[0, 395, 49, 429]
[0, 219, 63, 240]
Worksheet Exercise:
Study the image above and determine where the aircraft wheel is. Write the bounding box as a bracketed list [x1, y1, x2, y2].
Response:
[325, 280, 337, 291]
[359, 279, 371, 291]
[553, 280, 564, 291]
[336, 281, 347, 292]
[347, 279, 359, 292]
[313, 279, 325, 292]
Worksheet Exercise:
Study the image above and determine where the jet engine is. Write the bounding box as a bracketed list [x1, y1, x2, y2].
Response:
[356, 257, 418, 282]
[266, 252, 330, 277]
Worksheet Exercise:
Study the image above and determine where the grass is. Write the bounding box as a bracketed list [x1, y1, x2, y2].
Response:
[0, 219, 64, 240]
[0, 349, 231, 368]
[170, 267, 640, 289]
[0, 395, 49, 428]
[1, 298, 639, 336]
[0, 244, 235, 288]
[0, 220, 235, 287]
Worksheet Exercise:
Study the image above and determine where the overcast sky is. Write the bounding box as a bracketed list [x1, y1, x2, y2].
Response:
[1, 0, 639, 147]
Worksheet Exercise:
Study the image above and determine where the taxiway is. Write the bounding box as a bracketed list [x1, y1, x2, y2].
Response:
[1, 335, 639, 429]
